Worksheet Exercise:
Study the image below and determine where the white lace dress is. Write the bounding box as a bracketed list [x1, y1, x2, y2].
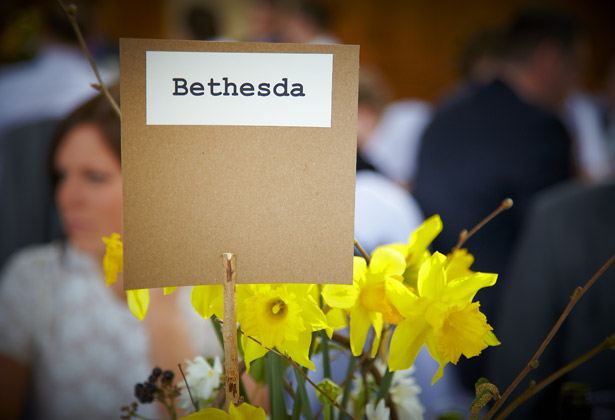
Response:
[0, 243, 222, 420]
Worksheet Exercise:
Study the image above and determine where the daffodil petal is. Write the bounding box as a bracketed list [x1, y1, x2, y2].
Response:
[407, 214, 442, 255]
[179, 407, 229, 420]
[321, 284, 359, 309]
[384, 277, 419, 317]
[375, 243, 409, 259]
[191, 285, 223, 319]
[229, 402, 267, 420]
[483, 330, 501, 346]
[443, 272, 497, 303]
[126, 289, 150, 321]
[370, 312, 383, 358]
[280, 332, 315, 371]
[242, 334, 268, 372]
[417, 252, 447, 299]
[425, 333, 449, 385]
[300, 295, 332, 337]
[388, 317, 429, 371]
[163, 286, 177, 295]
[349, 304, 371, 356]
[326, 308, 348, 329]
[353, 257, 367, 286]
[369, 248, 407, 276]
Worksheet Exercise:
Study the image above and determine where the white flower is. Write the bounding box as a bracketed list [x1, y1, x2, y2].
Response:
[389, 366, 424, 420]
[365, 399, 390, 420]
[178, 356, 223, 413]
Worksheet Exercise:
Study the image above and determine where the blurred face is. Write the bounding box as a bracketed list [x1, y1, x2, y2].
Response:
[54, 123, 122, 259]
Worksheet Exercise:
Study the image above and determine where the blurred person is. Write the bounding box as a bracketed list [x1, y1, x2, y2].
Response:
[359, 66, 432, 188]
[184, 4, 220, 41]
[413, 6, 581, 390]
[488, 180, 615, 419]
[0, 89, 221, 420]
[354, 68, 423, 254]
[246, 0, 280, 43]
[278, 0, 338, 44]
[565, 90, 613, 182]
[0, 1, 114, 137]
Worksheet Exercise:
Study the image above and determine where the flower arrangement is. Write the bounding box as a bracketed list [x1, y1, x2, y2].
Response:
[103, 214, 502, 419]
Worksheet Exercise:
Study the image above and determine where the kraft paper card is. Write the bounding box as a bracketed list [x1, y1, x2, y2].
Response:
[120, 38, 359, 289]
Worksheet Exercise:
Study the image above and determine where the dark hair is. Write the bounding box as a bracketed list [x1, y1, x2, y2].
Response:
[49, 85, 121, 190]
[185, 5, 219, 40]
[501, 6, 583, 62]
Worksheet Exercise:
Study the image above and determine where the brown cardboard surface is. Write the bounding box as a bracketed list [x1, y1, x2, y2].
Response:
[120, 38, 359, 289]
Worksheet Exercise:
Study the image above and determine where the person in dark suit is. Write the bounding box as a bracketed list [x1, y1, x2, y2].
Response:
[412, 7, 583, 389]
[488, 181, 615, 419]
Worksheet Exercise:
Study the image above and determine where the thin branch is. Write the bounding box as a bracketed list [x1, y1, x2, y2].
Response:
[215, 319, 357, 420]
[452, 198, 513, 253]
[484, 253, 615, 420]
[354, 239, 371, 263]
[178, 363, 199, 412]
[56, 0, 121, 119]
[494, 334, 615, 420]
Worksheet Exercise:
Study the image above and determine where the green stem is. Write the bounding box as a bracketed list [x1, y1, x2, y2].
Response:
[322, 330, 332, 379]
[266, 351, 288, 420]
[337, 356, 357, 420]
[375, 368, 394, 404]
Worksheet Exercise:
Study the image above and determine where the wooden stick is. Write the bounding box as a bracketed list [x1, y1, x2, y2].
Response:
[222, 253, 240, 410]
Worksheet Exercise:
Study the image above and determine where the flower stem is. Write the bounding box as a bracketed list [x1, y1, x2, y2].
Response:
[494, 333, 615, 420]
[452, 198, 513, 252]
[484, 253, 615, 420]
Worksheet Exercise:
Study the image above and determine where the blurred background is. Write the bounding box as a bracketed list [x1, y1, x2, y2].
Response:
[1, 0, 614, 100]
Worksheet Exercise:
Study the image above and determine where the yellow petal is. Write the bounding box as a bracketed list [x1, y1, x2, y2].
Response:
[417, 252, 447, 299]
[443, 272, 497, 303]
[353, 256, 367, 286]
[242, 334, 269, 372]
[425, 333, 449, 385]
[163, 286, 177, 295]
[384, 277, 419, 318]
[349, 304, 371, 356]
[407, 215, 442, 261]
[191, 285, 223, 319]
[321, 284, 359, 309]
[279, 331, 315, 371]
[326, 308, 348, 330]
[483, 330, 501, 346]
[126, 289, 150, 321]
[369, 248, 407, 277]
[229, 402, 267, 420]
[370, 311, 383, 358]
[435, 302, 490, 364]
[388, 317, 429, 371]
[445, 248, 475, 280]
[179, 408, 229, 420]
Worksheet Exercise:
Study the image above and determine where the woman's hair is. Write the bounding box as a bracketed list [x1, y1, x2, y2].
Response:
[49, 85, 121, 189]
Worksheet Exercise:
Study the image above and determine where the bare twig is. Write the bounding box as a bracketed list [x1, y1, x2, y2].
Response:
[178, 363, 199, 412]
[56, 0, 121, 119]
[354, 239, 371, 263]
[484, 254, 615, 420]
[495, 334, 615, 420]
[452, 198, 513, 253]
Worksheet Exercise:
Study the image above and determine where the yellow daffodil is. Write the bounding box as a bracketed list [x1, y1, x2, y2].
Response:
[386, 251, 498, 384]
[237, 284, 331, 371]
[102, 233, 123, 286]
[191, 285, 224, 320]
[180, 402, 266, 420]
[102, 233, 150, 321]
[322, 248, 406, 357]
[377, 214, 442, 289]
